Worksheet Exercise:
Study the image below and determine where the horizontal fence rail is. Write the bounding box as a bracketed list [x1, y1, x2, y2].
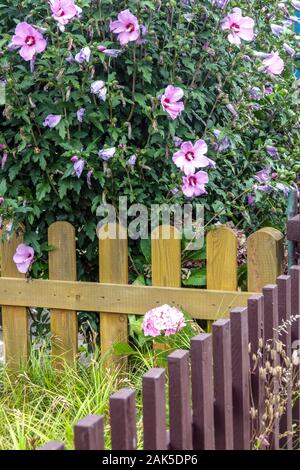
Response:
[0, 278, 256, 318]
[37, 266, 300, 450]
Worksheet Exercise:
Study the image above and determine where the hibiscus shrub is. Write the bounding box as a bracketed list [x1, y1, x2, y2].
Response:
[0, 0, 299, 280]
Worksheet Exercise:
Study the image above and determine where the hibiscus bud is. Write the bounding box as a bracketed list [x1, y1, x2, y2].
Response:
[226, 103, 238, 117]
[283, 43, 295, 57]
[65, 86, 71, 102]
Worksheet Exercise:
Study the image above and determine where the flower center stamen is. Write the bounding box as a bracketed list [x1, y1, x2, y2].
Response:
[126, 23, 135, 33]
[186, 151, 194, 161]
[230, 22, 240, 32]
[25, 35, 35, 46]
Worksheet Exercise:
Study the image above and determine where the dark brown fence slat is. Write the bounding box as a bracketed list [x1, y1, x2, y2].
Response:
[290, 265, 300, 448]
[74, 415, 104, 450]
[263, 284, 279, 450]
[213, 319, 234, 450]
[168, 350, 193, 450]
[191, 333, 215, 450]
[248, 294, 264, 441]
[110, 389, 137, 450]
[277, 275, 293, 450]
[143, 368, 167, 450]
[230, 307, 250, 450]
[39, 442, 65, 450]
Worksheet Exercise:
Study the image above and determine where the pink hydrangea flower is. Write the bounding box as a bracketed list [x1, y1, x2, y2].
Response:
[49, 0, 78, 25]
[142, 304, 186, 337]
[10, 22, 47, 61]
[182, 171, 209, 198]
[13, 244, 35, 274]
[172, 140, 212, 175]
[0, 196, 4, 205]
[262, 52, 284, 75]
[221, 7, 255, 45]
[110, 10, 140, 46]
[161, 86, 185, 120]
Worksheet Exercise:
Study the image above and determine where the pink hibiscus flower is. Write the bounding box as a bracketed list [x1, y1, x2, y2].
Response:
[181, 171, 209, 198]
[161, 86, 185, 120]
[221, 7, 255, 45]
[49, 0, 78, 25]
[172, 139, 211, 175]
[262, 52, 284, 76]
[13, 244, 35, 274]
[110, 10, 140, 46]
[11, 22, 47, 61]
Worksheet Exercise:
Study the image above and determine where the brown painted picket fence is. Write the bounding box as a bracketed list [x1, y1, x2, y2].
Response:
[0, 221, 285, 368]
[38, 268, 300, 450]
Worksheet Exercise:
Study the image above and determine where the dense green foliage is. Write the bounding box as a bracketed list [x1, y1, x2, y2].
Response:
[0, 0, 299, 280]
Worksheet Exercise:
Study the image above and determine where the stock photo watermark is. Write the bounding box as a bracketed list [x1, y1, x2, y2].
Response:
[96, 197, 205, 250]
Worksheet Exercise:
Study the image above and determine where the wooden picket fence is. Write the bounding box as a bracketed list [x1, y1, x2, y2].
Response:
[38, 267, 300, 450]
[0, 221, 287, 367]
[0, 220, 287, 367]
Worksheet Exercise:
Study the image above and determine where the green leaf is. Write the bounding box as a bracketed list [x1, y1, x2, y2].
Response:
[57, 121, 66, 140]
[0, 178, 7, 195]
[113, 342, 135, 356]
[133, 275, 146, 285]
[140, 238, 151, 263]
[36, 182, 51, 201]
[182, 269, 207, 287]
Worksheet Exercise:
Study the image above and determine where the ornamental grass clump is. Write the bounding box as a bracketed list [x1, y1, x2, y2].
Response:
[249, 326, 300, 449]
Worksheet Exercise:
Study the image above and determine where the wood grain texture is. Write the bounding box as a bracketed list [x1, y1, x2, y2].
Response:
[263, 284, 279, 450]
[277, 275, 293, 450]
[48, 222, 77, 366]
[151, 225, 181, 288]
[39, 442, 65, 450]
[168, 350, 193, 450]
[152, 225, 181, 353]
[247, 227, 284, 292]
[0, 277, 256, 320]
[248, 295, 264, 441]
[207, 226, 238, 291]
[74, 415, 104, 450]
[213, 319, 233, 450]
[290, 265, 300, 448]
[207, 225, 238, 331]
[287, 215, 300, 242]
[230, 307, 250, 450]
[143, 368, 167, 450]
[110, 389, 137, 450]
[99, 223, 128, 363]
[191, 334, 215, 450]
[0, 227, 28, 368]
